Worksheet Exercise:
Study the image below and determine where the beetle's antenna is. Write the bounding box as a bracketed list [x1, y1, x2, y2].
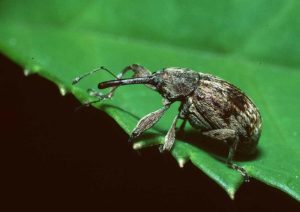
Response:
[72, 66, 117, 85]
[100, 66, 118, 78]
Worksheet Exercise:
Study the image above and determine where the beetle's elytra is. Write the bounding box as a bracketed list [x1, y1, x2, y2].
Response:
[73, 64, 262, 181]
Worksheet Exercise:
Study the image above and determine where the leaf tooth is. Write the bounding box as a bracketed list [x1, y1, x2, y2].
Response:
[177, 157, 189, 168]
[133, 142, 144, 150]
[132, 136, 163, 150]
[24, 63, 41, 76]
[58, 84, 68, 96]
[23, 69, 32, 76]
[227, 188, 236, 200]
[132, 140, 160, 150]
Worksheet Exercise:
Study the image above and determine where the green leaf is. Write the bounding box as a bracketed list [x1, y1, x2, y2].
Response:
[0, 0, 299, 201]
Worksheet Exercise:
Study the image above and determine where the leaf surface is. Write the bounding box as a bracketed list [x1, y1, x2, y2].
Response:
[0, 0, 299, 200]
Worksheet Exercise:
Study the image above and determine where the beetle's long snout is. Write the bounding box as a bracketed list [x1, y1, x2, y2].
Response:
[98, 77, 154, 89]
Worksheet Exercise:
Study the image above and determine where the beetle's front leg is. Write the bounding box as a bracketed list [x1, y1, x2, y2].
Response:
[105, 64, 152, 99]
[87, 88, 110, 100]
[129, 103, 171, 142]
[78, 88, 111, 107]
[159, 101, 188, 151]
[160, 114, 179, 152]
[202, 129, 249, 182]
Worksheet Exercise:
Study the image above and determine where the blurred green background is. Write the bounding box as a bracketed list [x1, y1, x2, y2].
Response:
[0, 0, 300, 202]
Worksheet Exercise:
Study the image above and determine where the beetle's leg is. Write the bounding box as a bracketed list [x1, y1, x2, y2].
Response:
[227, 139, 250, 182]
[128, 103, 171, 142]
[87, 88, 111, 100]
[202, 129, 249, 182]
[72, 66, 117, 85]
[73, 88, 108, 110]
[160, 114, 179, 152]
[77, 88, 111, 108]
[105, 64, 152, 99]
[176, 101, 189, 134]
[177, 119, 187, 135]
[74, 65, 152, 107]
[120, 64, 151, 78]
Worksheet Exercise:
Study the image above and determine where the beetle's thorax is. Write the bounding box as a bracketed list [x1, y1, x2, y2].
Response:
[152, 68, 200, 101]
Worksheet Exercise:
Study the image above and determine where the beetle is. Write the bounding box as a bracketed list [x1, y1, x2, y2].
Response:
[72, 64, 262, 181]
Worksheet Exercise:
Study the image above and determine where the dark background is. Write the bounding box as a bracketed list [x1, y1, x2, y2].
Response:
[1, 53, 299, 211]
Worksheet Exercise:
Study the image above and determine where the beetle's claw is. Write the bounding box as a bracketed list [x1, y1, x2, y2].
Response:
[241, 168, 250, 182]
[128, 132, 138, 142]
[228, 162, 250, 182]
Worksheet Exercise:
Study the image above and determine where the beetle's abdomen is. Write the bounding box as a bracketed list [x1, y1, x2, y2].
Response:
[190, 74, 262, 154]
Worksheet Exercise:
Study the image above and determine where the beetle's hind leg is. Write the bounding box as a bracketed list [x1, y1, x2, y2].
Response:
[202, 129, 250, 182]
[227, 138, 250, 182]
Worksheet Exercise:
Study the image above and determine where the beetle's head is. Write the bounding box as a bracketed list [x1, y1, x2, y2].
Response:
[97, 67, 200, 101]
[151, 68, 200, 101]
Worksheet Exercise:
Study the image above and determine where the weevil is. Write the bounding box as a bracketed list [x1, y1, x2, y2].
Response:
[72, 64, 262, 181]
